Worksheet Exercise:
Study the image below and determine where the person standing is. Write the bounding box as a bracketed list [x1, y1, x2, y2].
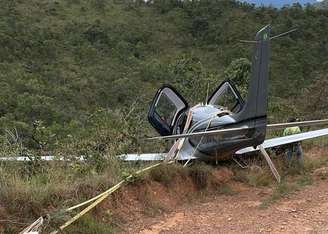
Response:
[283, 117, 303, 166]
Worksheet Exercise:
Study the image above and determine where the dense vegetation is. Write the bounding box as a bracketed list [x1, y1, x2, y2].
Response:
[0, 0, 327, 158]
[315, 0, 328, 9]
[0, 0, 327, 157]
[0, 1, 327, 232]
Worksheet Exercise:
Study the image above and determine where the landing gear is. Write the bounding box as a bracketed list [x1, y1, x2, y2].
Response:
[258, 145, 281, 183]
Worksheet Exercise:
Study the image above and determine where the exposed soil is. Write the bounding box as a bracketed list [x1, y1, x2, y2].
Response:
[1, 149, 327, 233]
[108, 149, 328, 234]
[129, 179, 328, 234]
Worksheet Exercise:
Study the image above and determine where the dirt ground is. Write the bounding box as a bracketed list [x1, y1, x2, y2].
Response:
[121, 177, 328, 234]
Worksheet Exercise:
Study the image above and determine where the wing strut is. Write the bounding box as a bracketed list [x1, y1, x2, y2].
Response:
[165, 107, 195, 162]
[258, 145, 281, 183]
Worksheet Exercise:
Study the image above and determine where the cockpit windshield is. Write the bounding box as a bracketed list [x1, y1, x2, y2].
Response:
[155, 93, 177, 127]
[148, 85, 188, 136]
[207, 81, 243, 113]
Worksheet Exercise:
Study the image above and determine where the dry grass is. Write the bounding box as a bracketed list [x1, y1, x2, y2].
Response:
[0, 160, 121, 232]
[0, 160, 222, 232]
[0, 147, 326, 232]
[260, 181, 299, 209]
[216, 184, 236, 196]
[258, 152, 328, 209]
[233, 163, 274, 187]
[229, 148, 328, 209]
[64, 214, 114, 234]
[149, 163, 187, 187]
[188, 163, 213, 190]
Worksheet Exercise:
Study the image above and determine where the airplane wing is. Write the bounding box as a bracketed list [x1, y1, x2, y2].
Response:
[267, 119, 328, 130]
[0, 154, 196, 162]
[119, 153, 197, 161]
[120, 127, 328, 161]
[118, 153, 166, 161]
[235, 128, 328, 155]
[148, 119, 328, 141]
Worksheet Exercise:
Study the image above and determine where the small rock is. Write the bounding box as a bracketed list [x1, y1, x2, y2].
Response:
[228, 217, 232, 221]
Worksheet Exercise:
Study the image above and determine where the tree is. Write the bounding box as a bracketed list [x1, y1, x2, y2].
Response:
[300, 75, 328, 119]
[169, 55, 220, 104]
[223, 58, 251, 98]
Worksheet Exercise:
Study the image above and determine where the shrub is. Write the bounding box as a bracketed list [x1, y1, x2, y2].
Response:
[189, 163, 212, 190]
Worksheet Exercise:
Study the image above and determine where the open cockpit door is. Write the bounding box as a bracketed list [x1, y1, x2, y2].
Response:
[207, 80, 244, 113]
[148, 85, 188, 136]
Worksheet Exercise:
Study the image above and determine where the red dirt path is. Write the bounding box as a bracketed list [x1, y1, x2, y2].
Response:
[125, 179, 328, 234]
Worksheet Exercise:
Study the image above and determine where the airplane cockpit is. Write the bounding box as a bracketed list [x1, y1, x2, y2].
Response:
[148, 80, 244, 136]
[207, 81, 244, 114]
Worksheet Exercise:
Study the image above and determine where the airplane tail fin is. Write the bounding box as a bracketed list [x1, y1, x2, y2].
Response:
[234, 25, 271, 144]
[236, 25, 271, 122]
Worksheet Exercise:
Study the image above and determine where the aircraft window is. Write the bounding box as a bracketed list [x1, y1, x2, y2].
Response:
[209, 83, 241, 113]
[155, 93, 177, 127]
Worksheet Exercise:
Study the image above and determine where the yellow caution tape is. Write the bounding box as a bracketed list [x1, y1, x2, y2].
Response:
[49, 161, 173, 234]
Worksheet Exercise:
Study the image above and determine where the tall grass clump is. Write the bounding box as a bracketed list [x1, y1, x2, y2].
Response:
[260, 181, 298, 209]
[149, 163, 187, 187]
[64, 214, 115, 234]
[189, 163, 212, 190]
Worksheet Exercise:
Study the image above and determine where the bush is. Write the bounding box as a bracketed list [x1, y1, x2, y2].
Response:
[149, 164, 186, 186]
[64, 214, 114, 234]
[189, 163, 212, 190]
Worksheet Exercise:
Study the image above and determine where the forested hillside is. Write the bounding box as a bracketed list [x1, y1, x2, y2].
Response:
[0, 0, 327, 156]
[243, 0, 316, 7]
[315, 0, 328, 8]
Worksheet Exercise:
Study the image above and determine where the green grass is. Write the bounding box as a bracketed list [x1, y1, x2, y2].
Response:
[229, 150, 328, 210]
[216, 184, 237, 196]
[247, 169, 273, 187]
[258, 153, 328, 209]
[260, 181, 298, 209]
[296, 174, 313, 187]
[64, 214, 114, 234]
[304, 156, 328, 172]
[1, 150, 326, 232]
[149, 163, 187, 187]
[233, 165, 273, 187]
[0, 160, 122, 232]
[142, 200, 167, 217]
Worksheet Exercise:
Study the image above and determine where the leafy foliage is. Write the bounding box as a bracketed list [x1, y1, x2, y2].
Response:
[0, 1, 327, 231]
[0, 0, 326, 154]
[224, 58, 251, 98]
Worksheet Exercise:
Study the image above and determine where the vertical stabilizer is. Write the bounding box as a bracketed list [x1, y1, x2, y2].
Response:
[235, 25, 271, 122]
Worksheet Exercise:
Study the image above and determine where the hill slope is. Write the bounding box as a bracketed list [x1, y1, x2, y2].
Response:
[315, 0, 328, 8]
[0, 0, 327, 154]
[241, 0, 316, 7]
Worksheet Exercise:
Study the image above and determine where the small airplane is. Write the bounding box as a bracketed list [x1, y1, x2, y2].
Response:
[122, 25, 328, 182]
